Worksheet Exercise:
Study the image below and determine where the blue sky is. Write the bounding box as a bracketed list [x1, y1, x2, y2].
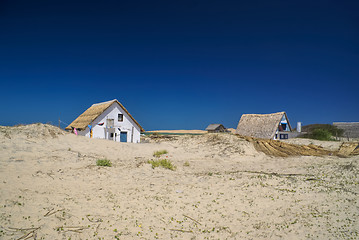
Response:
[0, 0, 358, 130]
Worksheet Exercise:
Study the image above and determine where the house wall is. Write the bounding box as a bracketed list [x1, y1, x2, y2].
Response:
[208, 130, 218, 133]
[77, 128, 89, 137]
[77, 103, 141, 143]
[274, 114, 292, 140]
[275, 131, 301, 140]
[280, 115, 290, 131]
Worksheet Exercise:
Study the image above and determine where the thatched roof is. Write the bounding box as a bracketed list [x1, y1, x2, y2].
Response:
[205, 124, 225, 131]
[333, 122, 359, 138]
[65, 99, 144, 132]
[236, 112, 291, 139]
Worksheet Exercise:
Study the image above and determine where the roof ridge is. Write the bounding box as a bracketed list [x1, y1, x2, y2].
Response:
[92, 99, 117, 106]
[242, 111, 285, 116]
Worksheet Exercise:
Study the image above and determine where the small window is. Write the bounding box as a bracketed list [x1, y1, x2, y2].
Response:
[118, 114, 123, 122]
[107, 119, 114, 127]
[280, 134, 288, 139]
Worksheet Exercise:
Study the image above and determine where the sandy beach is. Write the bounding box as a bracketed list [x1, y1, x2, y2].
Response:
[0, 124, 358, 239]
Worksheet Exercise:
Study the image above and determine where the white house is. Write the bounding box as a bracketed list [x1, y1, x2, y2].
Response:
[65, 99, 144, 143]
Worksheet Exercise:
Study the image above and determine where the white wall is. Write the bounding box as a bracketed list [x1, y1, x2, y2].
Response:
[77, 102, 141, 143]
[274, 114, 290, 139]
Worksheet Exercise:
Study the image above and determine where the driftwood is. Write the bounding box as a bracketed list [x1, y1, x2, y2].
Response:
[338, 142, 359, 156]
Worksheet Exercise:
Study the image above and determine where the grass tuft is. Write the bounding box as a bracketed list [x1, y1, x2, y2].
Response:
[148, 159, 176, 170]
[96, 159, 112, 167]
[153, 150, 168, 158]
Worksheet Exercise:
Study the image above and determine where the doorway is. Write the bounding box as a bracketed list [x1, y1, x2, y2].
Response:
[108, 132, 114, 140]
[120, 132, 127, 142]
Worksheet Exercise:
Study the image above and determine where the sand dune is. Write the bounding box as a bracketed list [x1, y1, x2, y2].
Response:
[0, 124, 358, 239]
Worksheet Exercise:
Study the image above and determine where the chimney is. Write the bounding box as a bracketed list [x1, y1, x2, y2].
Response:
[297, 122, 302, 133]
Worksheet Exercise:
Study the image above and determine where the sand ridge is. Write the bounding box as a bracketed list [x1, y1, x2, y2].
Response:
[0, 124, 358, 239]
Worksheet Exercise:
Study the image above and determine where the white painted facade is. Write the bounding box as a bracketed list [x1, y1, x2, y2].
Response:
[77, 102, 142, 143]
[274, 114, 291, 140]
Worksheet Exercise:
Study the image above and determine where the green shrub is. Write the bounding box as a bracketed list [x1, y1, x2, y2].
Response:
[300, 124, 344, 141]
[153, 150, 168, 158]
[311, 129, 332, 141]
[96, 159, 112, 167]
[148, 159, 176, 170]
[301, 124, 344, 137]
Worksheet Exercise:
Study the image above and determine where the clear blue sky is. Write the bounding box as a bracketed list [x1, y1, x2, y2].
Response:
[1, 0, 358, 130]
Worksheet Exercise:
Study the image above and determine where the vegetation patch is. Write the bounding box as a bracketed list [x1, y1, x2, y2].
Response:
[183, 161, 190, 167]
[310, 129, 332, 141]
[148, 159, 176, 170]
[96, 159, 112, 167]
[300, 124, 343, 141]
[153, 150, 168, 158]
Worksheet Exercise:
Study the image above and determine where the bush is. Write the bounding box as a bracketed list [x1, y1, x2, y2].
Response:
[300, 124, 344, 141]
[301, 124, 344, 137]
[96, 159, 112, 167]
[311, 129, 332, 141]
[153, 150, 168, 158]
[148, 159, 176, 170]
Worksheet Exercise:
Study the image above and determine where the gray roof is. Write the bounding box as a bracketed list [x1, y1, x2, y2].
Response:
[236, 112, 291, 139]
[333, 122, 359, 138]
[206, 124, 225, 131]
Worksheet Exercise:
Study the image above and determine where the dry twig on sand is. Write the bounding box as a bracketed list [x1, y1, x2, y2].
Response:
[56, 225, 89, 233]
[44, 208, 64, 217]
[86, 215, 103, 223]
[170, 229, 193, 233]
[7, 227, 40, 240]
[183, 214, 202, 225]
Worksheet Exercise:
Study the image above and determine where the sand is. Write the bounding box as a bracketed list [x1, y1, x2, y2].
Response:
[0, 124, 358, 239]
